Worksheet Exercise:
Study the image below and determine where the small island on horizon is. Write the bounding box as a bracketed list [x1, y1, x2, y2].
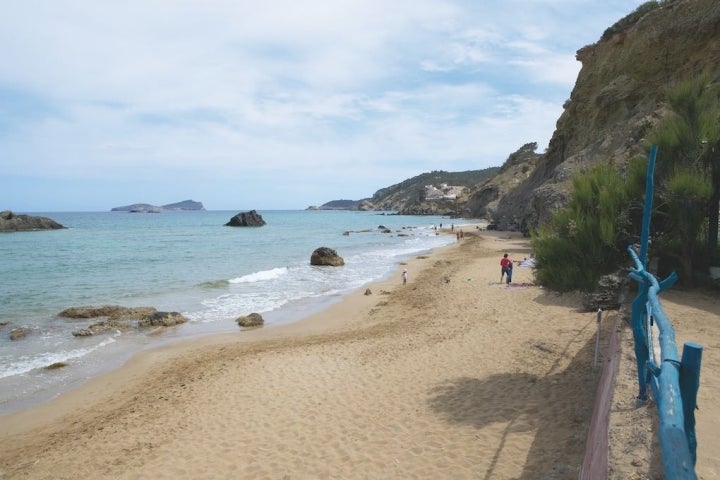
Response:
[111, 200, 205, 212]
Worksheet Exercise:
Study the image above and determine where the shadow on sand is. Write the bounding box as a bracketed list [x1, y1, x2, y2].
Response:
[427, 333, 598, 479]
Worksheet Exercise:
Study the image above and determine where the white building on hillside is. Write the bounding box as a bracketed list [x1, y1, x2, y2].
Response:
[425, 183, 464, 200]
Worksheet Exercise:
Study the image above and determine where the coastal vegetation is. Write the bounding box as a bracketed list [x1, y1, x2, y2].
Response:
[600, 1, 663, 41]
[531, 162, 633, 292]
[532, 76, 720, 292]
[647, 74, 720, 281]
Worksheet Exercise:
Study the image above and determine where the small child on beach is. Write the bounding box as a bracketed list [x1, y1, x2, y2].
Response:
[500, 253, 513, 284]
[402, 269, 408, 285]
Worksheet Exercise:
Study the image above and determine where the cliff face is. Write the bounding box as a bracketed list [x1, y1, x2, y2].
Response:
[358, 169, 499, 215]
[494, 0, 720, 232]
[465, 143, 542, 221]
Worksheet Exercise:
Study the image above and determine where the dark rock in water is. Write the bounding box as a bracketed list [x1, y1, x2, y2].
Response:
[236, 312, 264, 328]
[46, 362, 68, 370]
[9, 326, 31, 341]
[73, 327, 99, 337]
[0, 210, 65, 232]
[225, 210, 266, 227]
[59, 305, 156, 321]
[63, 305, 186, 336]
[137, 311, 188, 328]
[71, 321, 125, 336]
[310, 247, 344, 266]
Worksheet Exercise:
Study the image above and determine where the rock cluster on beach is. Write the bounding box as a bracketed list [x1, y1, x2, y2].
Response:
[0, 210, 65, 232]
[581, 273, 626, 311]
[59, 305, 188, 337]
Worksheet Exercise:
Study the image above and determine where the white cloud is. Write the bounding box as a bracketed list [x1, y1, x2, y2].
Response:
[0, 0, 647, 211]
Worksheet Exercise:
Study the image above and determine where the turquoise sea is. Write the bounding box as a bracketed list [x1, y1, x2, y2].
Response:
[0, 210, 471, 415]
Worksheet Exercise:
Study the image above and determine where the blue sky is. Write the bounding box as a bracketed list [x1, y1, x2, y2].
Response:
[1, 1, 646, 212]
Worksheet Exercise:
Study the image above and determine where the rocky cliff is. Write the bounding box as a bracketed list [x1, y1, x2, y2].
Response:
[357, 168, 499, 215]
[464, 143, 542, 221]
[492, 0, 720, 232]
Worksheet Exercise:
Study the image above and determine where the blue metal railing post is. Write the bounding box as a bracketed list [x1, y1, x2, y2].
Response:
[629, 278, 649, 401]
[625, 145, 700, 478]
[680, 342, 703, 465]
[639, 144, 658, 267]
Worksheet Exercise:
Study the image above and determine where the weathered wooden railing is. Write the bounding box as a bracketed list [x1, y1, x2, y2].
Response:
[626, 145, 702, 479]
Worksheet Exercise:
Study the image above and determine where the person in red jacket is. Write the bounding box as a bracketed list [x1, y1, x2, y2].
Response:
[500, 253, 513, 284]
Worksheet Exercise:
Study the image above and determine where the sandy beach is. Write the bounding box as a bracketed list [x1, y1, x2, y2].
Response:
[1, 231, 718, 479]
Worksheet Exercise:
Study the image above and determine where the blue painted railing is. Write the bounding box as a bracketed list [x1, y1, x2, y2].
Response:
[626, 145, 702, 479]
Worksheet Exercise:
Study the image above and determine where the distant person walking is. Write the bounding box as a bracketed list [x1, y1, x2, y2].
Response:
[500, 253, 512, 283]
[402, 269, 408, 285]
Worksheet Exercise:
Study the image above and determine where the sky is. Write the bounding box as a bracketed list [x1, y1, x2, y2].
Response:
[1, 0, 647, 212]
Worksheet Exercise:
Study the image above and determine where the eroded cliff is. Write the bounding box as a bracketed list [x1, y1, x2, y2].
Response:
[493, 0, 720, 232]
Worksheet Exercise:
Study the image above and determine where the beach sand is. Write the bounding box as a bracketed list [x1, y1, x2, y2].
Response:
[0, 231, 718, 479]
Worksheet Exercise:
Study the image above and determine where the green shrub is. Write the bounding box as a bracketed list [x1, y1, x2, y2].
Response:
[531, 162, 633, 292]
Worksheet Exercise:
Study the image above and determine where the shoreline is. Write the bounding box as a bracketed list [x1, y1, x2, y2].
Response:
[2, 230, 717, 479]
[0, 224, 458, 418]
[0, 229, 465, 433]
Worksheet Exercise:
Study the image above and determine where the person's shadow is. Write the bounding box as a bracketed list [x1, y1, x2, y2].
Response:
[427, 325, 609, 479]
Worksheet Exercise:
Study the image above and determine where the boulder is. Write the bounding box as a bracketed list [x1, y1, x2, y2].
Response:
[225, 210, 266, 227]
[71, 321, 118, 336]
[72, 328, 97, 337]
[46, 362, 68, 370]
[9, 327, 30, 341]
[310, 247, 345, 266]
[137, 311, 188, 328]
[0, 211, 65, 232]
[236, 312, 264, 328]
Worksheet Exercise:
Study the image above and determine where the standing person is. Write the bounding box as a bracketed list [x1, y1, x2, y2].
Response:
[402, 269, 408, 285]
[500, 253, 512, 283]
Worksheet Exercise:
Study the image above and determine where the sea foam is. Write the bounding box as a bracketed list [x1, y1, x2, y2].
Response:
[0, 335, 118, 379]
[229, 267, 288, 284]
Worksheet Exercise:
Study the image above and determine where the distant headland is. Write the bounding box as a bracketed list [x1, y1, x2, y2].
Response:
[111, 200, 205, 212]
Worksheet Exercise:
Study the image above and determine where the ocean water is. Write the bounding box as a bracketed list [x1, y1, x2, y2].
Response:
[0, 210, 469, 415]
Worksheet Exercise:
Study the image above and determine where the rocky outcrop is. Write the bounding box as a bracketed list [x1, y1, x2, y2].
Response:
[0, 211, 65, 232]
[46, 362, 68, 370]
[494, 0, 720, 233]
[61, 305, 187, 336]
[60, 305, 156, 321]
[310, 247, 345, 266]
[353, 169, 498, 215]
[236, 313, 264, 328]
[72, 322, 120, 337]
[465, 143, 542, 224]
[581, 273, 626, 311]
[225, 210, 266, 227]
[137, 311, 188, 328]
[9, 327, 31, 341]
